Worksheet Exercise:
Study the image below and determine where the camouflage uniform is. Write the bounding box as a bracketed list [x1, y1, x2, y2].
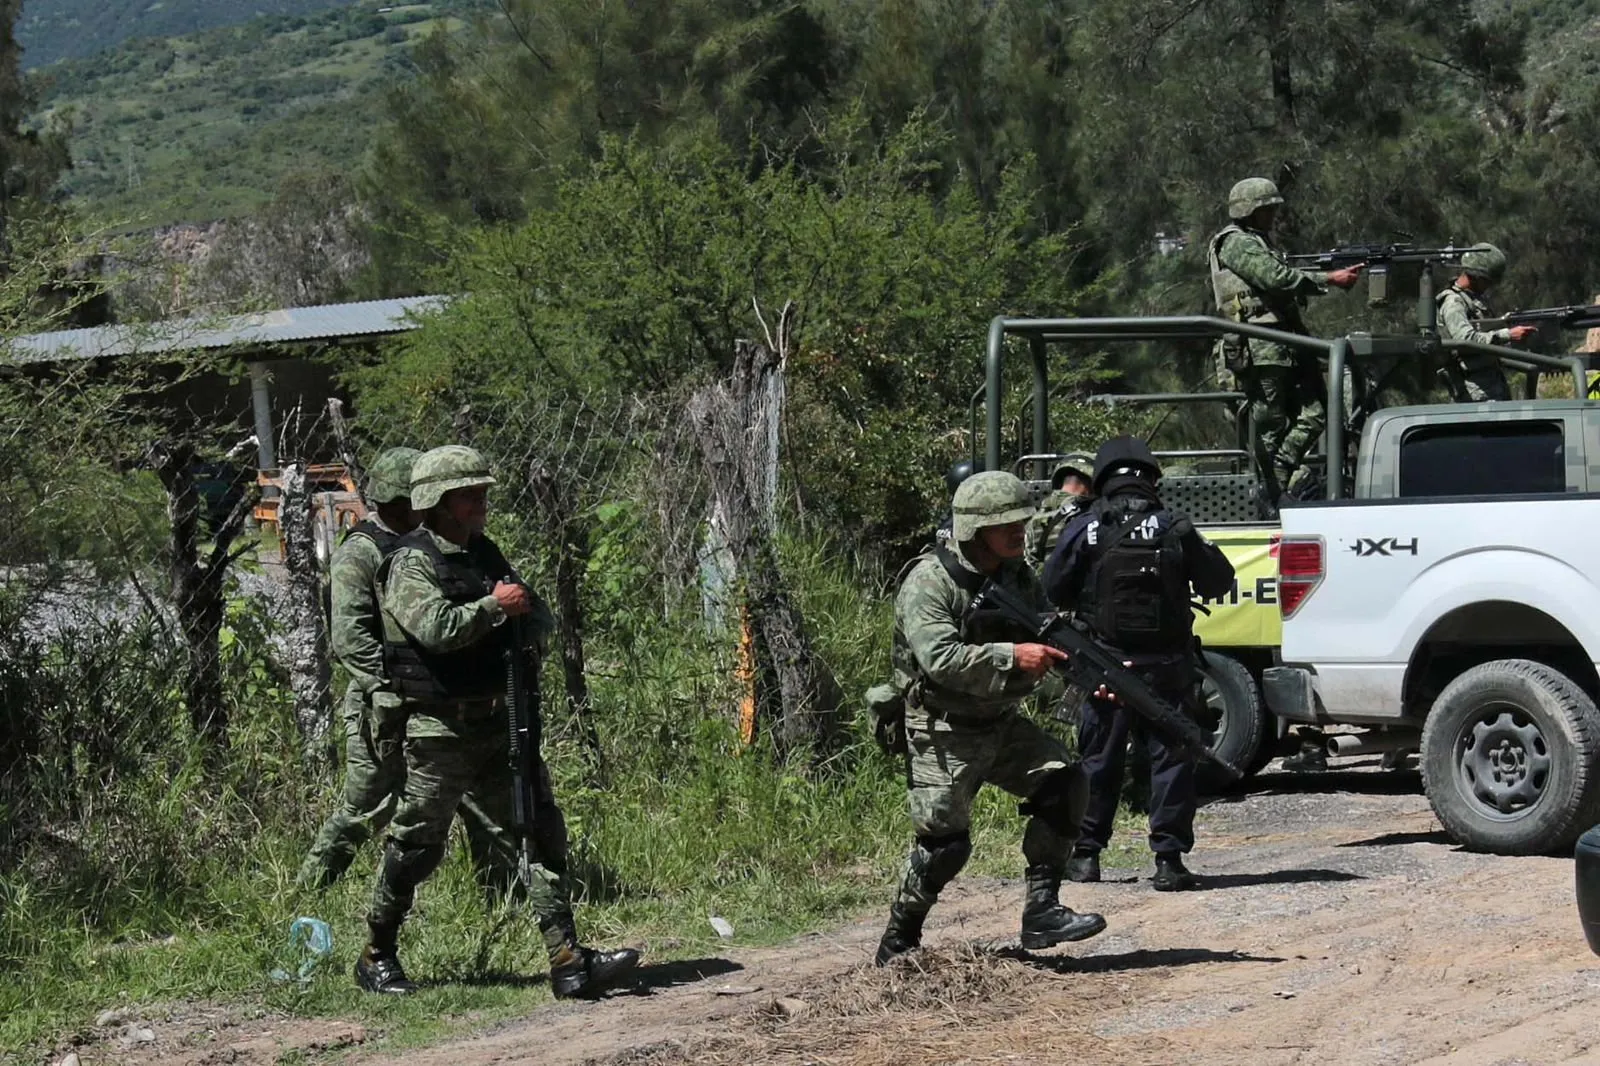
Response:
[876, 471, 1104, 965]
[1437, 244, 1517, 402]
[1023, 456, 1094, 570]
[1209, 178, 1337, 494]
[359, 445, 637, 999]
[298, 448, 421, 890]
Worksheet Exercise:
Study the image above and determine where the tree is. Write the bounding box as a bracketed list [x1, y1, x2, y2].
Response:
[0, 0, 71, 263]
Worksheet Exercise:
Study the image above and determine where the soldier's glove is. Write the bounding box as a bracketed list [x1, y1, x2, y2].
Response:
[1169, 514, 1196, 540]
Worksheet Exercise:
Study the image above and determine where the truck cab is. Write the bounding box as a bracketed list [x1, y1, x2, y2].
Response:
[1269, 397, 1600, 854]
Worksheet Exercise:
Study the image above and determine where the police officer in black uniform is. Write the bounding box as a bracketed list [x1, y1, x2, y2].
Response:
[1041, 437, 1235, 891]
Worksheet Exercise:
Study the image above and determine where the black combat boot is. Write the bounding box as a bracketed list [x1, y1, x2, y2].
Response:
[355, 921, 418, 995]
[1151, 852, 1198, 892]
[874, 904, 927, 966]
[542, 913, 642, 999]
[1064, 849, 1101, 884]
[1020, 866, 1106, 950]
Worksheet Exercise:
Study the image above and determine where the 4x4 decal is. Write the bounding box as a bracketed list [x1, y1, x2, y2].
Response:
[1347, 537, 1419, 557]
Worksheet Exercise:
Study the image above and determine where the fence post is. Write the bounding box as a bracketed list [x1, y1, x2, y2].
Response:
[278, 463, 335, 765]
[687, 323, 843, 760]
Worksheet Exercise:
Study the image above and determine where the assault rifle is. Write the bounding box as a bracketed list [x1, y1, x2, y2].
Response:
[1286, 243, 1472, 308]
[966, 578, 1242, 782]
[1472, 304, 1600, 350]
[504, 608, 544, 877]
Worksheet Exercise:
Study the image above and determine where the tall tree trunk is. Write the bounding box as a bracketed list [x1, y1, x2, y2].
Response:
[149, 441, 254, 752]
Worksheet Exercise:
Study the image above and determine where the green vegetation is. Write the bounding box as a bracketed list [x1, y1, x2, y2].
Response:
[17, 0, 1600, 1060]
[17, 0, 359, 68]
[32, 2, 473, 224]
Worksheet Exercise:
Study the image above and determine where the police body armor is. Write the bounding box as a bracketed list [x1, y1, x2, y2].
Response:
[383, 529, 515, 702]
[1077, 500, 1193, 656]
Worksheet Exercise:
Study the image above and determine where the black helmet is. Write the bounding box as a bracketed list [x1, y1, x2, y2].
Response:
[1091, 436, 1160, 492]
[945, 458, 981, 495]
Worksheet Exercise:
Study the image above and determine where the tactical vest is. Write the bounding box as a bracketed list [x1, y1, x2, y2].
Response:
[344, 517, 403, 557]
[1208, 224, 1298, 328]
[1077, 499, 1192, 655]
[382, 529, 516, 702]
[889, 548, 1025, 711]
[1437, 283, 1490, 323]
[1030, 493, 1087, 567]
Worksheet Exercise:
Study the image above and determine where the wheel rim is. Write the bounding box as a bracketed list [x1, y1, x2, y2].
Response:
[1201, 672, 1230, 749]
[1452, 702, 1553, 821]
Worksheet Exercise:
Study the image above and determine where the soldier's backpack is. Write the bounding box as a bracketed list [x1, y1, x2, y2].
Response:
[1085, 503, 1192, 654]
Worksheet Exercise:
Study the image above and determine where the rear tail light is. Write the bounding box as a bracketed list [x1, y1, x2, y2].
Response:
[1271, 533, 1325, 620]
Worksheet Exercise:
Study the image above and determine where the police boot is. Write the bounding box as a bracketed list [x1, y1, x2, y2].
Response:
[1064, 849, 1101, 884]
[355, 921, 418, 995]
[1151, 853, 1198, 892]
[874, 904, 927, 966]
[542, 913, 642, 1000]
[1020, 866, 1106, 950]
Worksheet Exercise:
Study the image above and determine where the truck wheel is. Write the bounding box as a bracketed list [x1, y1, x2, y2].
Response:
[1421, 659, 1600, 856]
[1197, 652, 1268, 794]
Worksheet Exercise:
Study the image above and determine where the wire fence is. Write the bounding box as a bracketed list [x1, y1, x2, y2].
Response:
[0, 378, 727, 869]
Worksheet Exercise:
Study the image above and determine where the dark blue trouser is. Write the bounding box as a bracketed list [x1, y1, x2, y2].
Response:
[1076, 695, 1197, 856]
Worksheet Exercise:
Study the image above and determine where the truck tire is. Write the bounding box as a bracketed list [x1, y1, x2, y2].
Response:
[1197, 651, 1269, 794]
[1421, 659, 1600, 856]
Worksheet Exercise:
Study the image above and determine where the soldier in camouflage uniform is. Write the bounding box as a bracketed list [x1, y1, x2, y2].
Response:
[1436, 242, 1537, 402]
[297, 448, 422, 890]
[1209, 178, 1362, 496]
[1024, 455, 1094, 570]
[875, 471, 1106, 966]
[357, 446, 639, 999]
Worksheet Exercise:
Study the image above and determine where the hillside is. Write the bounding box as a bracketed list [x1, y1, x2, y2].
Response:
[32, 2, 470, 225]
[17, 0, 358, 68]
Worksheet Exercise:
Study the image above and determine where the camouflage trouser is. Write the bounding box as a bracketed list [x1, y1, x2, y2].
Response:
[367, 711, 571, 945]
[1460, 360, 1511, 402]
[1236, 346, 1326, 497]
[297, 685, 405, 890]
[892, 709, 1084, 913]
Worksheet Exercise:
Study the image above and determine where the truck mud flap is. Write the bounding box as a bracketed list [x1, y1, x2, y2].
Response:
[1262, 666, 1323, 724]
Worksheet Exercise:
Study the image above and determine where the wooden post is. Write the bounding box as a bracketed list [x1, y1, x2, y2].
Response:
[278, 463, 335, 764]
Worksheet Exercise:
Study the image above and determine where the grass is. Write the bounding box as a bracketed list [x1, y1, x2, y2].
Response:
[0, 537, 1170, 1062]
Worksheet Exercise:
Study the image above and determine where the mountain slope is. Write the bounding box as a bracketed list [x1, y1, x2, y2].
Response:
[18, 0, 359, 68]
[33, 2, 469, 224]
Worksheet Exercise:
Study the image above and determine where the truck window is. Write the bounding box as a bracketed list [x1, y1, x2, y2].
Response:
[1399, 421, 1565, 497]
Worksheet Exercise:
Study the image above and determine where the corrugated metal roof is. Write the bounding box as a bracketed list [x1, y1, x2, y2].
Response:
[4, 295, 450, 364]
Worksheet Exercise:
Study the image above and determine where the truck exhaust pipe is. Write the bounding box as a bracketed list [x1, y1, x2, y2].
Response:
[1326, 731, 1419, 758]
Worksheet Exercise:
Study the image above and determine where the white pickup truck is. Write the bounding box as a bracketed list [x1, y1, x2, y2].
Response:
[1265, 397, 1600, 855]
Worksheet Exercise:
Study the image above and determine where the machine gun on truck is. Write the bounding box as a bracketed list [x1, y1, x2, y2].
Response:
[1473, 303, 1600, 358]
[1286, 243, 1471, 309]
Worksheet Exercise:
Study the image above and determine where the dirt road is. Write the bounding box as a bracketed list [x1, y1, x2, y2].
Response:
[102, 762, 1600, 1065]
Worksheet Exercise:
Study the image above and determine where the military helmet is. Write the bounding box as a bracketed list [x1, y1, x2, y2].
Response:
[410, 445, 496, 511]
[944, 458, 981, 495]
[1227, 177, 1284, 221]
[951, 470, 1035, 543]
[1050, 453, 1095, 490]
[364, 446, 422, 505]
[1461, 242, 1507, 284]
[1091, 436, 1161, 492]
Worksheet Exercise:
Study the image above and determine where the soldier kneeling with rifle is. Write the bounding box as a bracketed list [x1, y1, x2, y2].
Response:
[875, 471, 1108, 965]
[357, 445, 640, 998]
[1043, 438, 1235, 892]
